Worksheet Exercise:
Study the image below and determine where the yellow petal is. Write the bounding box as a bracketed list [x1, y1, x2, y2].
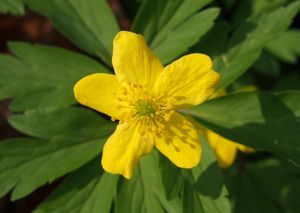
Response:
[206, 130, 238, 169]
[101, 121, 154, 179]
[155, 112, 201, 168]
[74, 73, 123, 119]
[113, 31, 163, 89]
[153, 54, 220, 107]
[236, 143, 255, 153]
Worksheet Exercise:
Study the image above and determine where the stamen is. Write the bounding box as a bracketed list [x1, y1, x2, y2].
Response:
[114, 81, 175, 135]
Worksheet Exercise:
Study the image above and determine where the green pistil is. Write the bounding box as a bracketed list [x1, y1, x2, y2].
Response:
[135, 99, 156, 117]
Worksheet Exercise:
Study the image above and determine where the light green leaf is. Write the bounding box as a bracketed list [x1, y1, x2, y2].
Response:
[215, 1, 300, 89]
[266, 29, 300, 64]
[115, 152, 182, 213]
[184, 91, 300, 167]
[34, 159, 118, 213]
[0, 42, 108, 112]
[0, 0, 24, 15]
[0, 107, 115, 200]
[132, 0, 218, 63]
[25, 0, 119, 65]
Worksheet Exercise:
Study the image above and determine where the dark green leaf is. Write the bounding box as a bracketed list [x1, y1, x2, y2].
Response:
[215, 1, 300, 89]
[192, 21, 230, 58]
[0, 0, 24, 15]
[115, 152, 182, 213]
[230, 166, 281, 213]
[159, 157, 184, 200]
[152, 8, 219, 64]
[182, 139, 231, 213]
[0, 107, 115, 200]
[25, 0, 119, 65]
[184, 91, 300, 167]
[132, 0, 218, 63]
[227, 157, 300, 213]
[9, 107, 115, 139]
[266, 29, 300, 64]
[0, 42, 108, 111]
[34, 159, 118, 213]
[253, 52, 280, 77]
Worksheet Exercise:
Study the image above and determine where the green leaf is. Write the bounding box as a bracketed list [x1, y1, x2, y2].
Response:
[266, 29, 300, 64]
[228, 157, 300, 213]
[115, 152, 182, 213]
[191, 21, 230, 58]
[132, 0, 218, 63]
[25, 0, 119, 66]
[253, 52, 280, 77]
[273, 73, 300, 91]
[34, 159, 118, 213]
[229, 165, 281, 213]
[182, 179, 204, 213]
[159, 157, 184, 200]
[152, 8, 219, 64]
[8, 107, 115, 139]
[0, 42, 108, 112]
[183, 91, 300, 167]
[215, 1, 300, 89]
[182, 139, 231, 213]
[0, 107, 115, 200]
[0, 0, 24, 15]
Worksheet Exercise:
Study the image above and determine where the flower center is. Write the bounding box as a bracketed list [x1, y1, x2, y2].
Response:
[135, 99, 156, 117]
[116, 82, 175, 134]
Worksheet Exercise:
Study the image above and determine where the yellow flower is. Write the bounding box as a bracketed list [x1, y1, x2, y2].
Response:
[206, 130, 254, 168]
[73, 31, 220, 179]
[205, 90, 254, 169]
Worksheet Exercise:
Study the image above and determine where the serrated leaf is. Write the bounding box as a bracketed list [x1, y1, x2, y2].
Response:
[0, 0, 24, 15]
[215, 1, 300, 89]
[34, 159, 118, 213]
[266, 29, 300, 64]
[0, 42, 108, 112]
[0, 107, 115, 200]
[25, 0, 119, 66]
[115, 152, 182, 213]
[132, 0, 218, 64]
[183, 91, 300, 167]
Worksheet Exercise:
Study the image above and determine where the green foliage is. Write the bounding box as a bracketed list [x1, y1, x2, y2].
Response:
[0, 0, 300, 212]
[25, 0, 119, 66]
[184, 91, 300, 167]
[35, 159, 118, 213]
[0, 0, 24, 15]
[214, 0, 300, 89]
[227, 157, 300, 213]
[0, 107, 115, 200]
[0, 42, 109, 112]
[115, 153, 183, 213]
[132, 0, 219, 64]
[266, 29, 300, 64]
[184, 139, 231, 213]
